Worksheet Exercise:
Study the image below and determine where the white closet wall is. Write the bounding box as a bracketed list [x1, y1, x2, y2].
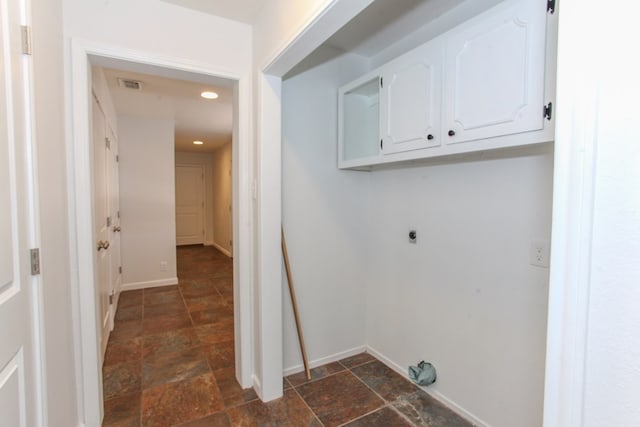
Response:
[283, 43, 552, 427]
[282, 49, 372, 372]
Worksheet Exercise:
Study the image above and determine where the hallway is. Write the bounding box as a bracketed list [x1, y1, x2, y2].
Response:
[102, 245, 471, 426]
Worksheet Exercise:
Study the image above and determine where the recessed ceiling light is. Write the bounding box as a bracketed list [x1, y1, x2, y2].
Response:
[193, 140, 204, 145]
[201, 91, 218, 99]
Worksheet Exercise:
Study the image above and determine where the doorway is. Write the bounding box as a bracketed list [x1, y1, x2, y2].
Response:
[69, 43, 252, 426]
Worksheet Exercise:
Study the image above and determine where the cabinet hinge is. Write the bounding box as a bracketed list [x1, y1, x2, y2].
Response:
[380, 77, 383, 88]
[547, 0, 555, 14]
[106, 216, 112, 227]
[105, 137, 111, 149]
[30, 248, 40, 275]
[117, 210, 120, 219]
[21, 26, 32, 55]
[116, 154, 119, 163]
[543, 102, 553, 120]
[380, 139, 383, 150]
[118, 266, 122, 274]
[109, 293, 114, 305]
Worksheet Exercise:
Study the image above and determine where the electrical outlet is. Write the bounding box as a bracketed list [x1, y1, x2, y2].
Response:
[529, 240, 550, 268]
[160, 261, 168, 271]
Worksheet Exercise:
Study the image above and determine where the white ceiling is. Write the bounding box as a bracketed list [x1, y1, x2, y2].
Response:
[103, 67, 233, 153]
[159, 0, 266, 24]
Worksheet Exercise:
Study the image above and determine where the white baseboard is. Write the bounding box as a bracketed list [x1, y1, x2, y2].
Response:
[283, 345, 367, 376]
[252, 374, 262, 400]
[209, 241, 232, 258]
[366, 346, 490, 427]
[121, 277, 179, 291]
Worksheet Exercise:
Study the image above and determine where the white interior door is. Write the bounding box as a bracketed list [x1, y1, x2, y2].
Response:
[107, 125, 121, 312]
[92, 96, 112, 359]
[175, 164, 205, 246]
[0, 0, 41, 424]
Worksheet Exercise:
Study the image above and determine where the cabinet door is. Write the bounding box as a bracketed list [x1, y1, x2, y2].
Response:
[380, 41, 441, 154]
[443, 0, 546, 144]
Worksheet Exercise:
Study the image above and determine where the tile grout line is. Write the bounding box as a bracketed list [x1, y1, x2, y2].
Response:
[343, 361, 419, 427]
[290, 381, 326, 427]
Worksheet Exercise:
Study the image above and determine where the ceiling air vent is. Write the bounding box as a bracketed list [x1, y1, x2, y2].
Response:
[117, 78, 143, 90]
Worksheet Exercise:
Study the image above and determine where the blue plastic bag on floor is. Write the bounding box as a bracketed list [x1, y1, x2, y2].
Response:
[408, 361, 437, 386]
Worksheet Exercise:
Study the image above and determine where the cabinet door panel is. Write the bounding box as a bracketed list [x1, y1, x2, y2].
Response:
[381, 43, 441, 154]
[444, 0, 546, 144]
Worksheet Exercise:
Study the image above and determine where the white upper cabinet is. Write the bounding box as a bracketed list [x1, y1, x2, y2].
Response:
[380, 41, 442, 155]
[338, 73, 381, 168]
[443, 0, 547, 144]
[337, 0, 555, 169]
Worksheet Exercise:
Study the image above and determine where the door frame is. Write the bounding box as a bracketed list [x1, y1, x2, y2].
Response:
[258, 0, 593, 421]
[175, 163, 206, 246]
[68, 39, 252, 425]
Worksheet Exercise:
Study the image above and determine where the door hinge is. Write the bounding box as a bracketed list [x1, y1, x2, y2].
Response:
[380, 77, 383, 88]
[118, 266, 122, 274]
[106, 216, 112, 227]
[547, 0, 555, 14]
[543, 102, 553, 120]
[109, 293, 114, 305]
[30, 248, 40, 275]
[380, 139, 383, 150]
[105, 137, 111, 149]
[21, 26, 32, 55]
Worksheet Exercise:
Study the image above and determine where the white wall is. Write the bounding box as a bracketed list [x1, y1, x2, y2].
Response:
[282, 41, 553, 427]
[63, 0, 251, 73]
[118, 117, 177, 288]
[32, 0, 78, 424]
[282, 50, 372, 372]
[366, 146, 553, 427]
[251, 0, 373, 400]
[581, 5, 640, 425]
[211, 143, 233, 256]
[175, 151, 214, 245]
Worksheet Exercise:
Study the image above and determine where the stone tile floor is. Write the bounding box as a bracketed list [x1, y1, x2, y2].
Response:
[103, 245, 472, 426]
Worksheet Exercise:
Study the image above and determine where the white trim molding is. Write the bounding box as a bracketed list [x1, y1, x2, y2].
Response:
[543, 1, 600, 425]
[366, 346, 489, 427]
[283, 346, 366, 377]
[120, 278, 179, 292]
[208, 241, 232, 258]
[67, 38, 253, 426]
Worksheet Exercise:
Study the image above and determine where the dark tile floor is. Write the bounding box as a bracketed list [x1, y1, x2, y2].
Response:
[103, 245, 472, 427]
